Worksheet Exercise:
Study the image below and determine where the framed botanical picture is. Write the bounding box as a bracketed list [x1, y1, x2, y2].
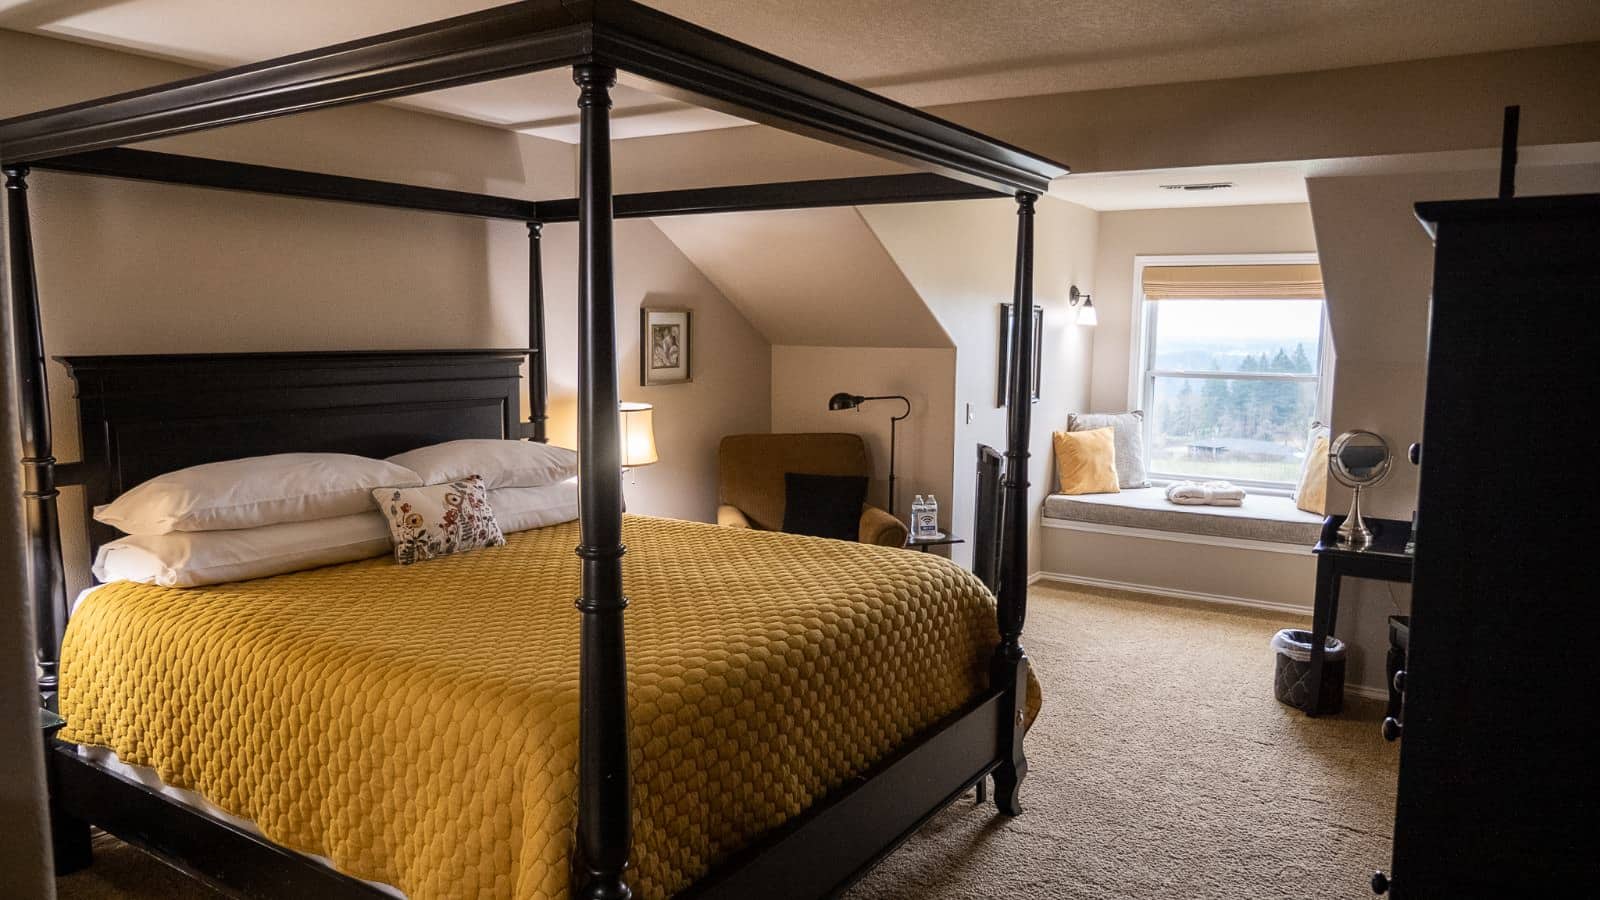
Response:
[996, 303, 1043, 407]
[640, 307, 692, 385]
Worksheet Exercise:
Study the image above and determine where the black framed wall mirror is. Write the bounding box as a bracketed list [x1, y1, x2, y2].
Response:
[997, 303, 1043, 407]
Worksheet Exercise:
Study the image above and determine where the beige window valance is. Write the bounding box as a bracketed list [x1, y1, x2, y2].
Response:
[1142, 264, 1323, 300]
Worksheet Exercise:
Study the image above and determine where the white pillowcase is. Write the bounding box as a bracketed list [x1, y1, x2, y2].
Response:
[94, 452, 421, 535]
[489, 478, 578, 534]
[387, 439, 578, 489]
[93, 512, 393, 587]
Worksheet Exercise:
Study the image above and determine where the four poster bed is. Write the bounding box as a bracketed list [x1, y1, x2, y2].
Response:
[0, 1, 1068, 897]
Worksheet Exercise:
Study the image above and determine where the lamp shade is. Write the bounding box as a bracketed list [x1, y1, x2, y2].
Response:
[1076, 297, 1098, 327]
[619, 402, 659, 467]
[828, 392, 865, 411]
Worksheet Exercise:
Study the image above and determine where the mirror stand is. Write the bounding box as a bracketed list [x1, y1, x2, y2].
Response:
[1329, 428, 1392, 551]
[1338, 483, 1374, 549]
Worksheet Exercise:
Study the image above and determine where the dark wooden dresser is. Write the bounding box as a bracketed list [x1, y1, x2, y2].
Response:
[1377, 194, 1599, 896]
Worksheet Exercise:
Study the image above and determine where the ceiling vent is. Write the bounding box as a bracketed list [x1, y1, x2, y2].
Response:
[1158, 181, 1235, 191]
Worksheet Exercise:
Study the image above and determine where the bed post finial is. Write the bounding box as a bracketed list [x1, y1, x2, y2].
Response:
[4, 164, 70, 711]
[569, 62, 632, 900]
[991, 189, 1037, 816]
[527, 220, 549, 443]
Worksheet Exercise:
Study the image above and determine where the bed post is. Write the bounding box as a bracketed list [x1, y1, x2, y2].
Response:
[570, 63, 632, 900]
[528, 220, 550, 443]
[992, 190, 1037, 816]
[4, 165, 69, 711]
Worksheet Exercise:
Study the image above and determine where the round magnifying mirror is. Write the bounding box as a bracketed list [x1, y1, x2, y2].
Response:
[1328, 430, 1391, 549]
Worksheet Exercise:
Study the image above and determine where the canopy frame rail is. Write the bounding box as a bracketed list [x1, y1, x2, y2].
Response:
[0, 0, 1068, 194]
[29, 147, 1005, 220]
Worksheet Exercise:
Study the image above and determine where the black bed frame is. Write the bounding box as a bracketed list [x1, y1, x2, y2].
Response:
[1, 2, 1067, 897]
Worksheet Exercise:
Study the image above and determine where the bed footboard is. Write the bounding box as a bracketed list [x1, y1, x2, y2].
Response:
[681, 692, 1005, 899]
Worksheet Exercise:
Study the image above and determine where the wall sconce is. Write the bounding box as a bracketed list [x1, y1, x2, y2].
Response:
[1069, 285, 1097, 327]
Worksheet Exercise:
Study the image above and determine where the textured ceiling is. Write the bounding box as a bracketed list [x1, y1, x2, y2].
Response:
[1052, 162, 1311, 211]
[3, 0, 1598, 142]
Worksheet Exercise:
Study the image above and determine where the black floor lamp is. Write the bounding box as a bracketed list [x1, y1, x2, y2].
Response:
[828, 392, 911, 516]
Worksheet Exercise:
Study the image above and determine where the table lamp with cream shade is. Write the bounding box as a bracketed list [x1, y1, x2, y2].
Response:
[619, 402, 659, 469]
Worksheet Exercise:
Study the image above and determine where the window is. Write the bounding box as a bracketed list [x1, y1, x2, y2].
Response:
[1132, 256, 1330, 491]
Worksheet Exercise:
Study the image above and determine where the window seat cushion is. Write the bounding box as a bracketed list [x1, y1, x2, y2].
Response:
[1042, 486, 1323, 545]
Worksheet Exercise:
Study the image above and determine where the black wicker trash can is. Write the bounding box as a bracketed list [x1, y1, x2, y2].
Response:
[1272, 629, 1346, 714]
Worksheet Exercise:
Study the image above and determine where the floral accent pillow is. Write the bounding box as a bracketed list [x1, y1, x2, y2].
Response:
[372, 475, 506, 565]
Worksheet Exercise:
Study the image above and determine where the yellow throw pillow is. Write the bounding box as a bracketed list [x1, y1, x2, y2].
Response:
[1296, 432, 1330, 515]
[1053, 427, 1121, 495]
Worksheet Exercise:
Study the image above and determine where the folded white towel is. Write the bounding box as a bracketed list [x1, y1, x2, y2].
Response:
[1164, 480, 1247, 506]
[1168, 495, 1244, 507]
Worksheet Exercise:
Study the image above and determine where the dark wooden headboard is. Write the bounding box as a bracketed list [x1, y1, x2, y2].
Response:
[57, 350, 531, 556]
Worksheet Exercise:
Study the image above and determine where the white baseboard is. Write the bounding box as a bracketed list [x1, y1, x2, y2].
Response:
[1029, 570, 1312, 616]
[1030, 570, 1394, 698]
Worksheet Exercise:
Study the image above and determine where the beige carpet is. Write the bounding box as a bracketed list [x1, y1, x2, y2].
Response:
[58, 584, 1397, 900]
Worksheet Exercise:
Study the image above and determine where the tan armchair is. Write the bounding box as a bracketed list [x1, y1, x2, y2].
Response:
[717, 433, 909, 547]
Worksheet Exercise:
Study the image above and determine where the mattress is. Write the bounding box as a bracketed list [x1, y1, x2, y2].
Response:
[60, 514, 1036, 899]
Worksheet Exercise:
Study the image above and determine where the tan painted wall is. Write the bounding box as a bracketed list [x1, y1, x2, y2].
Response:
[769, 346, 956, 527]
[1089, 204, 1320, 413]
[613, 43, 1600, 192]
[1312, 161, 1600, 521]
[540, 221, 773, 523]
[860, 197, 1100, 571]
[0, 31, 772, 598]
[652, 208, 950, 348]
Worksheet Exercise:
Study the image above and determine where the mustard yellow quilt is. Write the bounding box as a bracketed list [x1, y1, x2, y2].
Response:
[60, 514, 1036, 899]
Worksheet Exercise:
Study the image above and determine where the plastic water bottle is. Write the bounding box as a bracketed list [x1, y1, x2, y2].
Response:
[911, 495, 926, 538]
[917, 494, 940, 539]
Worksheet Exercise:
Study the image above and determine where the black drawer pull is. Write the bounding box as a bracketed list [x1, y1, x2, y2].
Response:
[1382, 717, 1403, 741]
[1372, 871, 1391, 894]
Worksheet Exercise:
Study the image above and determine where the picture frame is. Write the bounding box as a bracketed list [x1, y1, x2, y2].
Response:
[996, 303, 1043, 407]
[640, 307, 692, 386]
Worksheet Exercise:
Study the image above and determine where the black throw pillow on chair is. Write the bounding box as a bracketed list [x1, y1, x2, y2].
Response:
[781, 473, 869, 541]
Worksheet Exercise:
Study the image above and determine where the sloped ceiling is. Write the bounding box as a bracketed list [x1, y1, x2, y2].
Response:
[651, 207, 951, 348]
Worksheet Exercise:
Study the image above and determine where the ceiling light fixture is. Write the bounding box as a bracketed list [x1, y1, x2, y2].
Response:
[1158, 182, 1235, 191]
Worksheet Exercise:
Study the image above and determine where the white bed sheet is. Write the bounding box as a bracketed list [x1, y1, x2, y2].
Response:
[66, 585, 406, 898]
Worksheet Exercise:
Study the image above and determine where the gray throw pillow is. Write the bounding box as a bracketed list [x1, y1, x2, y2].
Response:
[1066, 411, 1150, 489]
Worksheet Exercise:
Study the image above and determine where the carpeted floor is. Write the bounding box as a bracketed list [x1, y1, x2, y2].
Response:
[57, 584, 1397, 900]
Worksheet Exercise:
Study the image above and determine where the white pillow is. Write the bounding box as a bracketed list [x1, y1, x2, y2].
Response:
[387, 439, 578, 489]
[93, 512, 393, 587]
[1067, 411, 1151, 489]
[490, 478, 578, 534]
[94, 453, 422, 535]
